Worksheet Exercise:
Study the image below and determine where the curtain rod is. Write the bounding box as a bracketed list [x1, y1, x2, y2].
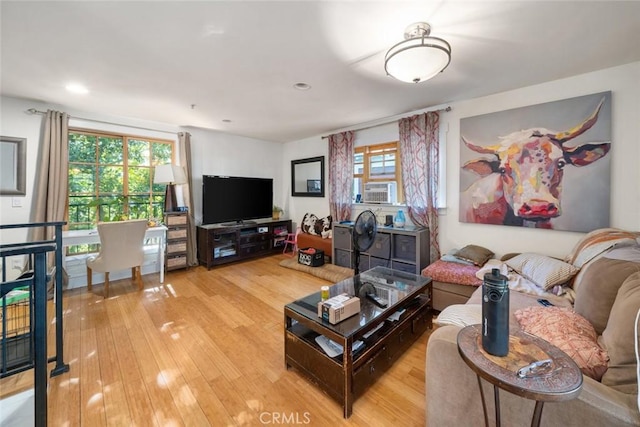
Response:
[26, 108, 179, 135]
[321, 106, 451, 139]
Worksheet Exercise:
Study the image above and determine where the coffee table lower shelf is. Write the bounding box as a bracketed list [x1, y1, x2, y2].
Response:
[284, 297, 432, 418]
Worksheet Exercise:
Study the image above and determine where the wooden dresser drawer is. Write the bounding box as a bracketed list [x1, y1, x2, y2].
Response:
[166, 214, 187, 226]
[167, 228, 187, 240]
[167, 241, 187, 254]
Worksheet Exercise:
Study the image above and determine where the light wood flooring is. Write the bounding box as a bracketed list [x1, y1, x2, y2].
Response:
[0, 254, 433, 426]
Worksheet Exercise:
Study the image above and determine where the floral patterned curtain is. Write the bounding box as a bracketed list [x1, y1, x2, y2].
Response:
[328, 131, 354, 221]
[399, 112, 441, 262]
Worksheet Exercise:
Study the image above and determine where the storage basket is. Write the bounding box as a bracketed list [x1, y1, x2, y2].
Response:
[298, 248, 324, 267]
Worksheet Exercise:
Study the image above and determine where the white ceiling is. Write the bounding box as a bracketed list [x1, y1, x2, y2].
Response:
[2, 1, 639, 143]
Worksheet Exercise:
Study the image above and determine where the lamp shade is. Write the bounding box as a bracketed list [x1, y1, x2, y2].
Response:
[385, 22, 451, 84]
[153, 164, 186, 185]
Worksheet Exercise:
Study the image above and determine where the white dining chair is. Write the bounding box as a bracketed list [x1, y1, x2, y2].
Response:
[86, 219, 148, 298]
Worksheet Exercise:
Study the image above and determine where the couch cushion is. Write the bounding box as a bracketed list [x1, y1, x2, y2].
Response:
[573, 257, 640, 335]
[435, 304, 482, 327]
[422, 260, 482, 286]
[453, 244, 494, 266]
[505, 253, 578, 291]
[515, 306, 609, 380]
[301, 213, 332, 238]
[565, 228, 639, 268]
[600, 271, 640, 394]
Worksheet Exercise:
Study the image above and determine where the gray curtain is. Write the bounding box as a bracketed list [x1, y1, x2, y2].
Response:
[31, 110, 69, 242]
[178, 132, 198, 266]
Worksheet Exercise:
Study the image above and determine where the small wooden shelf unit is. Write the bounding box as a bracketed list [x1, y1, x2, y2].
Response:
[164, 211, 189, 271]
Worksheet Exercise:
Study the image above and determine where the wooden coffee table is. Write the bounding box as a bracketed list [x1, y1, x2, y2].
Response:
[284, 266, 432, 417]
[457, 324, 583, 427]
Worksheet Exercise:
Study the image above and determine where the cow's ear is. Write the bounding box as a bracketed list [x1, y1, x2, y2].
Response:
[462, 159, 500, 177]
[563, 142, 610, 167]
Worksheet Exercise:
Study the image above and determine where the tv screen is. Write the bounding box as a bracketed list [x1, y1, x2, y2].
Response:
[202, 175, 273, 225]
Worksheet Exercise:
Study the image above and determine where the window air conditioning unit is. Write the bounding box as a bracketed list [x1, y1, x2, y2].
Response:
[363, 182, 397, 204]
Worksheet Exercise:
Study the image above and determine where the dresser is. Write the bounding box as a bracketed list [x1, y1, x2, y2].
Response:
[164, 211, 188, 271]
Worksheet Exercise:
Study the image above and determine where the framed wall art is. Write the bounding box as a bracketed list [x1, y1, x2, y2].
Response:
[459, 91, 612, 232]
[1, 136, 26, 196]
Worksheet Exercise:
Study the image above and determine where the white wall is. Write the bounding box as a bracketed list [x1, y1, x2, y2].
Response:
[284, 61, 640, 259]
[185, 126, 284, 226]
[282, 136, 329, 227]
[440, 62, 640, 258]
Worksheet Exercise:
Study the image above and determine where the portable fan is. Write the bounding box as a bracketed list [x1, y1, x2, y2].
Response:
[352, 210, 378, 275]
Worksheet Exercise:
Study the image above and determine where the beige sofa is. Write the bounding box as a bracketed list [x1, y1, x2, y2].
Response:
[426, 230, 640, 426]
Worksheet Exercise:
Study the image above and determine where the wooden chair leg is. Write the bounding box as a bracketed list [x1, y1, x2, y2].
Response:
[86, 266, 93, 291]
[133, 266, 143, 291]
[104, 272, 110, 298]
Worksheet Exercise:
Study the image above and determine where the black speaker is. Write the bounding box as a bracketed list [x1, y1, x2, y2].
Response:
[482, 268, 509, 356]
[384, 215, 393, 226]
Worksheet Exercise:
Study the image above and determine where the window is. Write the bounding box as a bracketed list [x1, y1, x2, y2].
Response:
[353, 142, 403, 204]
[67, 129, 174, 253]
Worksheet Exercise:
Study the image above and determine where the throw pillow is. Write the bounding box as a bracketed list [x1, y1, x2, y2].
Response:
[454, 244, 494, 266]
[506, 253, 578, 291]
[573, 257, 640, 335]
[301, 213, 332, 237]
[600, 272, 640, 394]
[301, 213, 319, 235]
[515, 306, 609, 380]
[435, 304, 482, 327]
[318, 215, 332, 238]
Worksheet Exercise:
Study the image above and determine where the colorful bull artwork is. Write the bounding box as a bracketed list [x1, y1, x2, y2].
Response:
[459, 92, 611, 232]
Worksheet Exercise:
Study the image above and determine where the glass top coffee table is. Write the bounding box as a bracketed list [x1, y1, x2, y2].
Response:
[284, 266, 432, 418]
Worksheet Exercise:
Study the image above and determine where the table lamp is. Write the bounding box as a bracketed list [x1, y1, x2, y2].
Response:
[154, 164, 187, 212]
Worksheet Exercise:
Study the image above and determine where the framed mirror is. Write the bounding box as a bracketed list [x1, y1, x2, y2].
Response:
[292, 156, 325, 197]
[0, 136, 26, 196]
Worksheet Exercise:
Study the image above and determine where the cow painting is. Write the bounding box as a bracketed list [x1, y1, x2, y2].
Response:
[460, 94, 611, 231]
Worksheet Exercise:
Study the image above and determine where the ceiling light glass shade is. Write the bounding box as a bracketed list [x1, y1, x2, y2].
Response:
[385, 23, 451, 84]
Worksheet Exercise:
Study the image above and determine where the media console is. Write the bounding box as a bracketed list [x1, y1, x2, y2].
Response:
[197, 219, 292, 269]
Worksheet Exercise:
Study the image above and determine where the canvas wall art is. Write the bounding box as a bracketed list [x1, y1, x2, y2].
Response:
[459, 91, 611, 232]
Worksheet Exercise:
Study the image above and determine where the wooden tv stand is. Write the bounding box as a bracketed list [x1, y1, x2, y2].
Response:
[197, 219, 292, 269]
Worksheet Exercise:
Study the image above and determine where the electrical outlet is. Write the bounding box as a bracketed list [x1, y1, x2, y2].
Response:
[12, 197, 23, 207]
[11, 258, 23, 270]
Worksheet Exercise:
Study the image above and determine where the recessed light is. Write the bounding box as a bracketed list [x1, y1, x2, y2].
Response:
[222, 119, 232, 123]
[293, 82, 311, 91]
[65, 83, 89, 94]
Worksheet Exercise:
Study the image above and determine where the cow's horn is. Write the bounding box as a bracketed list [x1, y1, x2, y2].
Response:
[552, 97, 605, 143]
[462, 136, 500, 154]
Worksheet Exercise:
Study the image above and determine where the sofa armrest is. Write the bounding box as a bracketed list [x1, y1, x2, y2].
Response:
[426, 326, 640, 426]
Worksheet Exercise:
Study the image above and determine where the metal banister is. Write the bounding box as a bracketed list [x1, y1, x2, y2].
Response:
[0, 221, 68, 377]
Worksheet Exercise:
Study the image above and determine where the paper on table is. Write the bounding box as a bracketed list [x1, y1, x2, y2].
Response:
[315, 335, 363, 357]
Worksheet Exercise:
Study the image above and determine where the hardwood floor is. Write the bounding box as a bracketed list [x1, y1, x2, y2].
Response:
[0, 254, 433, 426]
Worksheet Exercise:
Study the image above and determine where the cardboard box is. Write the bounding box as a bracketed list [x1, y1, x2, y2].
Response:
[317, 293, 360, 324]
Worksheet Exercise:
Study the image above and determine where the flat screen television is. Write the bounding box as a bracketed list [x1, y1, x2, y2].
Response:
[202, 175, 273, 225]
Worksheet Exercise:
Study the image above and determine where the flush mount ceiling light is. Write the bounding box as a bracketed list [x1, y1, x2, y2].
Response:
[384, 22, 451, 84]
[65, 83, 89, 94]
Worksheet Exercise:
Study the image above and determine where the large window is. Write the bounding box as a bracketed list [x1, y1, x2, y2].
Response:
[353, 142, 403, 204]
[67, 130, 174, 238]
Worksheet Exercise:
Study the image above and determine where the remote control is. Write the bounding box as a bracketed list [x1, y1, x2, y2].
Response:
[537, 298, 554, 307]
[366, 293, 387, 308]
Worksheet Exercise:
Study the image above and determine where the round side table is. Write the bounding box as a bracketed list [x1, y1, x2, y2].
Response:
[457, 324, 583, 427]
